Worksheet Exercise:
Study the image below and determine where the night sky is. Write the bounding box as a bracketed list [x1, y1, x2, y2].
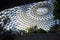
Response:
[0, 0, 45, 11]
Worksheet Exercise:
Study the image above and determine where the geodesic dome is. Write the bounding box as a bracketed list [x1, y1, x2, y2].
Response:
[0, 1, 55, 33]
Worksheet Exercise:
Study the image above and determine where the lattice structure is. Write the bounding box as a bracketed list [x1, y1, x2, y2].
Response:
[0, 0, 55, 33]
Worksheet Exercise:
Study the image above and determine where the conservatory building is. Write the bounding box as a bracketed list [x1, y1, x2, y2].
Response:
[0, 0, 56, 32]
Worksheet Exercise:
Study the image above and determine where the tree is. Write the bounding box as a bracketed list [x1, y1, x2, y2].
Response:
[53, 2, 60, 19]
[48, 24, 58, 33]
[54, 0, 60, 19]
[26, 25, 47, 33]
[26, 27, 34, 33]
[0, 30, 15, 40]
[53, 0, 60, 24]
[37, 28, 47, 33]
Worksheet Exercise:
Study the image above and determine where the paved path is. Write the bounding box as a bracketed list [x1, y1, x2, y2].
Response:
[15, 33, 60, 40]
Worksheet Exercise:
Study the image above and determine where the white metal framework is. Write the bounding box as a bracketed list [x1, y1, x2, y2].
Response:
[0, 0, 55, 32]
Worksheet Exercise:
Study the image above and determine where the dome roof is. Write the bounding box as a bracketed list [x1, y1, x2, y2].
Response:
[0, 1, 55, 33]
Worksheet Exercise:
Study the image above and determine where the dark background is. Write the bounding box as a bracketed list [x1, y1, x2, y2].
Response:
[0, 0, 44, 11]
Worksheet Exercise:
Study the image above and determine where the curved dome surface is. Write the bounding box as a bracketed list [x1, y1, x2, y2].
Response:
[36, 7, 48, 15]
[16, 1, 55, 32]
[0, 1, 55, 33]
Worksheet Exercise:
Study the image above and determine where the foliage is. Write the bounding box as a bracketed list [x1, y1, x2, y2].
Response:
[18, 30, 27, 35]
[26, 25, 46, 33]
[57, 27, 60, 32]
[53, 0, 60, 20]
[37, 28, 47, 33]
[57, 25, 60, 33]
[26, 27, 34, 33]
[48, 24, 58, 33]
[0, 30, 15, 40]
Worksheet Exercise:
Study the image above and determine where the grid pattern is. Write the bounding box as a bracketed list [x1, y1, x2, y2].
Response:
[0, 1, 55, 33]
